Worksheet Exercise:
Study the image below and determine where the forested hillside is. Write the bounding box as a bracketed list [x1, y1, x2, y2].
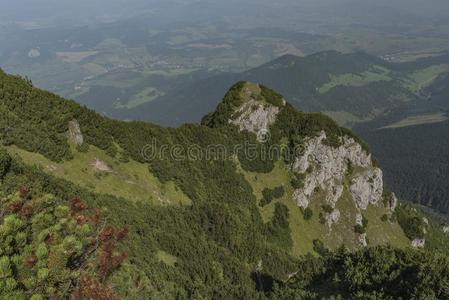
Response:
[1, 69, 449, 298]
[360, 120, 449, 214]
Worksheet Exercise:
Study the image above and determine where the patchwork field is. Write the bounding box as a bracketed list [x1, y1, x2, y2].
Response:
[405, 64, 449, 92]
[115, 87, 165, 109]
[383, 112, 449, 129]
[56, 51, 99, 63]
[318, 66, 392, 94]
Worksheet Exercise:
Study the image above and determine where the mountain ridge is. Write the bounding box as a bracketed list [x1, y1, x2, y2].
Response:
[1, 70, 448, 298]
[0, 69, 408, 251]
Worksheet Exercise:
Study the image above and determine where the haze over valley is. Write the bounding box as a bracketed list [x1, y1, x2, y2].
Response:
[1, 1, 449, 299]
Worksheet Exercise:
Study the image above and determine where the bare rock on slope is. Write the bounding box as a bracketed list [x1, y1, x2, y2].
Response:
[231, 99, 280, 140]
[291, 131, 375, 210]
[68, 119, 84, 146]
[349, 168, 383, 210]
[412, 238, 426, 248]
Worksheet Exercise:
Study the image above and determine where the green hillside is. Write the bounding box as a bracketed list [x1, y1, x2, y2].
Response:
[1, 70, 449, 299]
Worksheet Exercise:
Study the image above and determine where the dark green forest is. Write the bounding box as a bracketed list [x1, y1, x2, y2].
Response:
[360, 120, 449, 214]
[1, 137, 449, 299]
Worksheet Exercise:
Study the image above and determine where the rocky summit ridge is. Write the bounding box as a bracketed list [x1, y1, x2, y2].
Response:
[222, 81, 406, 248]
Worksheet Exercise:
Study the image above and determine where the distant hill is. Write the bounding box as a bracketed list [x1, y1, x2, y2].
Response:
[121, 50, 449, 127]
[352, 68, 449, 215]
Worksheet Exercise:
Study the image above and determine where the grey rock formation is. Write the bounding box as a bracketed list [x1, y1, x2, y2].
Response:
[355, 213, 364, 227]
[91, 158, 112, 172]
[358, 233, 368, 247]
[291, 131, 377, 211]
[231, 99, 280, 141]
[326, 185, 344, 209]
[355, 213, 368, 247]
[443, 226, 449, 234]
[326, 209, 341, 229]
[385, 193, 398, 212]
[349, 168, 383, 210]
[68, 119, 84, 146]
[412, 238, 426, 248]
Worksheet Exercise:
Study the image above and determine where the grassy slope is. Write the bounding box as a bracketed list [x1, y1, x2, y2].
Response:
[238, 161, 321, 256]
[6, 145, 191, 206]
[318, 66, 392, 94]
[239, 161, 410, 257]
[364, 204, 410, 247]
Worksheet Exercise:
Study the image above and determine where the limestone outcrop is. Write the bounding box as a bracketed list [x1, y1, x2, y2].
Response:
[349, 168, 383, 210]
[443, 226, 449, 234]
[358, 233, 368, 247]
[231, 99, 280, 140]
[291, 131, 382, 212]
[385, 192, 398, 212]
[326, 209, 341, 229]
[68, 119, 84, 146]
[412, 238, 426, 248]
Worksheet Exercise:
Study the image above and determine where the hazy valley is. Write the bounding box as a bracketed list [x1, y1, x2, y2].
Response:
[2, 1, 449, 299]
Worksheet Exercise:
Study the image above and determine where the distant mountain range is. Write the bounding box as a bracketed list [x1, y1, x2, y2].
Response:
[119, 50, 449, 128]
[109, 50, 449, 215]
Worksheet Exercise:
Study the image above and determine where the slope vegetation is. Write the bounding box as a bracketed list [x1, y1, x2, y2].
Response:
[1, 70, 448, 298]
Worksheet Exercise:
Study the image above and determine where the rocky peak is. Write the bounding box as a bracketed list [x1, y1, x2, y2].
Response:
[205, 81, 403, 248]
[202, 81, 286, 136]
[231, 99, 280, 138]
[229, 82, 285, 138]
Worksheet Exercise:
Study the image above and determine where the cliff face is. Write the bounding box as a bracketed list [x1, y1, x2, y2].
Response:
[228, 82, 401, 249]
[230, 83, 386, 216]
[289, 132, 385, 246]
[291, 132, 379, 210]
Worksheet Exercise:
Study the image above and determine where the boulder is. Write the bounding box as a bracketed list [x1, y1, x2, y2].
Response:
[326, 209, 341, 229]
[349, 168, 383, 210]
[68, 119, 84, 146]
[411, 239, 426, 248]
[358, 233, 368, 247]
